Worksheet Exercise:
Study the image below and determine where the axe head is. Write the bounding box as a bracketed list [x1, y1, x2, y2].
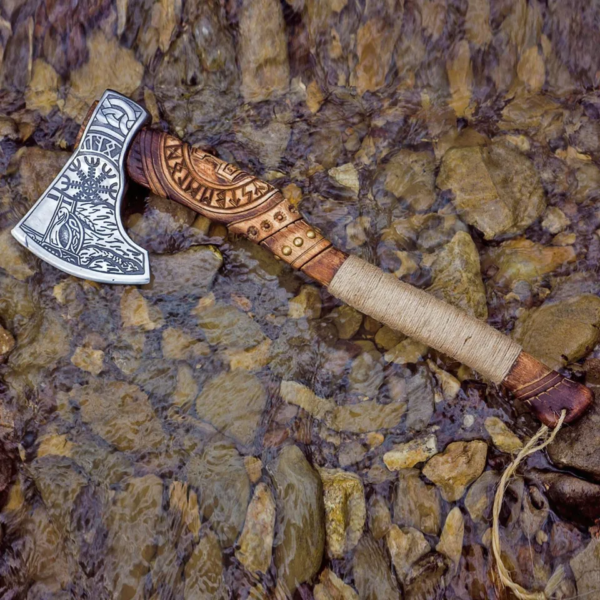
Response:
[12, 90, 151, 284]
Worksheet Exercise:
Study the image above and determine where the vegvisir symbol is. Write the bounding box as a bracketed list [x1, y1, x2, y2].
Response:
[59, 156, 118, 205]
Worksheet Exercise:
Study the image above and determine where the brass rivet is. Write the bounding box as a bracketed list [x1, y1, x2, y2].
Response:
[306, 230, 316, 239]
[282, 246, 292, 256]
[293, 237, 304, 247]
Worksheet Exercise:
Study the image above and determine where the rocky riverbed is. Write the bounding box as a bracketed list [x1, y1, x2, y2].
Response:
[1, 0, 600, 598]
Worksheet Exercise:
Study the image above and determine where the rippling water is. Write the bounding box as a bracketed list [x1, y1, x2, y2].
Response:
[1, 1, 600, 598]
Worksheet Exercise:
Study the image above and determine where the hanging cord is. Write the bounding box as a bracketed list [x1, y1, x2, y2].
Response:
[491, 409, 568, 600]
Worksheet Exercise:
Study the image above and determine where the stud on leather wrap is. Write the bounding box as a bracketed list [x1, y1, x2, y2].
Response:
[15, 91, 588, 429]
[123, 127, 592, 428]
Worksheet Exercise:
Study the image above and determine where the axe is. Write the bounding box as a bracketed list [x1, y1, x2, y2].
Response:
[11, 90, 593, 428]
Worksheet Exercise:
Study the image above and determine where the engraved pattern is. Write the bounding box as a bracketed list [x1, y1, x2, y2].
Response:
[13, 92, 150, 282]
[161, 137, 277, 215]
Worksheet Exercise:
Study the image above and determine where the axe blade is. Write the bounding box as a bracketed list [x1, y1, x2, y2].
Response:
[11, 90, 151, 284]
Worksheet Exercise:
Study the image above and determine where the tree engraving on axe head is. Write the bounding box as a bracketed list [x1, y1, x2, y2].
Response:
[11, 90, 150, 284]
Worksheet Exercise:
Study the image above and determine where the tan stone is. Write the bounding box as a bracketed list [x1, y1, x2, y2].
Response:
[385, 339, 428, 365]
[383, 434, 438, 470]
[329, 163, 359, 194]
[162, 327, 209, 361]
[542, 207, 570, 234]
[325, 400, 407, 433]
[280, 380, 335, 420]
[484, 417, 523, 454]
[244, 456, 263, 483]
[120, 288, 161, 330]
[235, 483, 276, 574]
[427, 360, 461, 401]
[168, 481, 201, 540]
[447, 40, 472, 117]
[0, 229, 36, 281]
[171, 364, 198, 410]
[25, 59, 61, 115]
[436, 507, 464, 572]
[465, 0, 492, 47]
[386, 525, 430, 582]
[225, 338, 272, 371]
[517, 47, 545, 93]
[423, 440, 488, 501]
[37, 434, 73, 459]
[288, 285, 322, 319]
[0, 324, 15, 358]
[318, 467, 366, 558]
[71, 346, 104, 376]
[314, 568, 359, 600]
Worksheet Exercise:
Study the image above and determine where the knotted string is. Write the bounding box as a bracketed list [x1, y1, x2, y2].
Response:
[491, 409, 568, 600]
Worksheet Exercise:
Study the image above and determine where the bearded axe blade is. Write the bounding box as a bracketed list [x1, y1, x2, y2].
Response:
[11, 90, 150, 284]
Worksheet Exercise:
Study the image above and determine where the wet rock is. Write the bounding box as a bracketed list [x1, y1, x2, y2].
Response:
[235, 482, 276, 575]
[519, 485, 549, 540]
[348, 350, 385, 398]
[172, 363, 199, 409]
[244, 456, 263, 483]
[314, 568, 359, 600]
[280, 380, 335, 420]
[75, 380, 166, 453]
[570, 538, 600, 599]
[70, 346, 104, 375]
[331, 305, 363, 339]
[64, 31, 144, 122]
[184, 527, 228, 600]
[512, 295, 600, 370]
[196, 302, 265, 350]
[105, 475, 164, 599]
[394, 468, 442, 535]
[145, 246, 222, 296]
[325, 399, 406, 434]
[338, 440, 368, 468]
[385, 339, 428, 365]
[437, 142, 546, 240]
[162, 328, 209, 361]
[18, 147, 70, 205]
[405, 366, 436, 432]
[549, 521, 583, 558]
[436, 507, 464, 572]
[484, 417, 523, 454]
[288, 285, 322, 319]
[542, 207, 570, 234]
[386, 525, 431, 582]
[0, 228, 36, 280]
[375, 325, 405, 351]
[236, 118, 291, 169]
[329, 163, 360, 195]
[270, 445, 324, 596]
[0, 324, 15, 361]
[422, 440, 488, 502]
[196, 370, 266, 446]
[0, 272, 36, 326]
[403, 552, 449, 600]
[120, 288, 161, 331]
[465, 0, 492, 47]
[428, 231, 488, 319]
[368, 494, 392, 540]
[427, 360, 461, 401]
[224, 337, 272, 371]
[25, 59, 61, 115]
[169, 481, 201, 541]
[529, 470, 600, 526]
[447, 40, 472, 118]
[376, 150, 436, 213]
[384, 434, 438, 471]
[238, 0, 289, 97]
[318, 467, 366, 558]
[482, 239, 576, 288]
[464, 470, 500, 525]
[352, 534, 401, 600]
[188, 439, 251, 547]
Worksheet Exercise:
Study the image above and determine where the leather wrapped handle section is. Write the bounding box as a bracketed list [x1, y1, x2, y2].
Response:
[124, 128, 593, 427]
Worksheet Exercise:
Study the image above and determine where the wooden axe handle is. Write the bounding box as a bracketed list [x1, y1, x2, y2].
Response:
[123, 128, 592, 427]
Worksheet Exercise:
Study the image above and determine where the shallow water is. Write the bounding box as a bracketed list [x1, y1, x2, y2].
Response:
[1, 0, 600, 598]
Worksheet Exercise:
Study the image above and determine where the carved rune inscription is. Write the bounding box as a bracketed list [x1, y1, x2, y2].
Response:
[162, 137, 276, 215]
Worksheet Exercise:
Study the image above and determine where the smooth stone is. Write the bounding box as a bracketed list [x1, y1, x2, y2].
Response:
[169, 481, 201, 541]
[162, 327, 210, 361]
[269, 445, 324, 596]
[25, 59, 60, 115]
[187, 440, 251, 547]
[120, 288, 161, 331]
[244, 456, 263, 484]
[145, 245, 222, 296]
[338, 440, 368, 468]
[386, 525, 431, 583]
[329, 163, 360, 195]
[403, 553, 449, 600]
[422, 440, 488, 502]
[331, 305, 363, 340]
[75, 380, 166, 453]
[384, 434, 438, 470]
[427, 231, 488, 319]
[484, 417, 524, 454]
[348, 351, 385, 398]
[0, 273, 36, 326]
[224, 338, 272, 371]
[368, 494, 392, 540]
[542, 207, 570, 234]
[375, 325, 405, 351]
[394, 468, 442, 535]
[519, 485, 549, 540]
[70, 346, 104, 376]
[570, 538, 600, 600]
[0, 324, 15, 360]
[436, 507, 465, 572]
[464, 470, 500, 525]
[238, 0, 289, 102]
[235, 482, 276, 575]
[196, 370, 266, 446]
[549, 521, 584, 558]
[17, 146, 69, 205]
[280, 380, 335, 420]
[427, 360, 461, 401]
[325, 399, 407, 434]
[0, 228, 36, 281]
[314, 568, 359, 600]
[482, 239, 576, 288]
[104, 475, 164, 599]
[437, 142, 546, 240]
[184, 527, 228, 600]
[196, 303, 266, 350]
[405, 366, 436, 432]
[318, 467, 366, 559]
[385, 339, 428, 365]
[288, 285, 322, 319]
[352, 534, 401, 600]
[512, 294, 600, 370]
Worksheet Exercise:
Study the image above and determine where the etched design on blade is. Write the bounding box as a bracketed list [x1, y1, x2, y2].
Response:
[12, 91, 150, 283]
